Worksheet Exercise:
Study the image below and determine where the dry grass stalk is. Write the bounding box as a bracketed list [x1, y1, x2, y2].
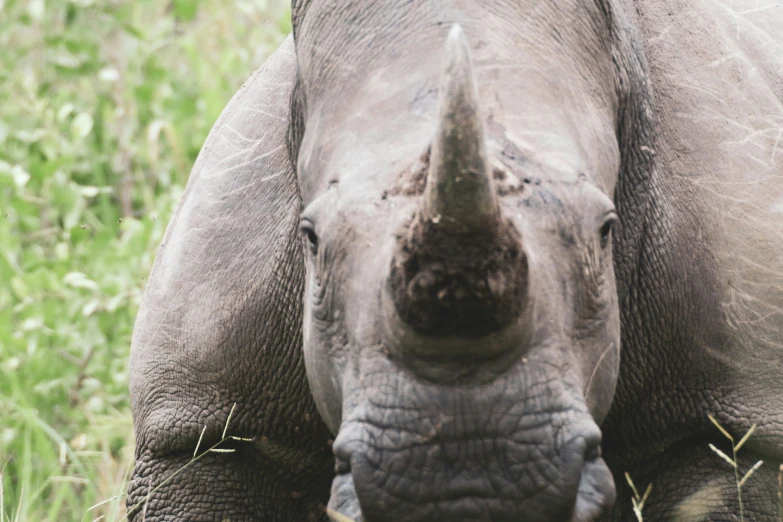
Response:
[625, 472, 653, 522]
[708, 415, 763, 522]
[98, 404, 254, 522]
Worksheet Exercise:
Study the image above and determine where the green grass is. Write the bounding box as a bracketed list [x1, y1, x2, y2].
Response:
[0, 0, 290, 520]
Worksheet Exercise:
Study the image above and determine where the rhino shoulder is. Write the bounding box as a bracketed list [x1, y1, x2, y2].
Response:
[130, 32, 328, 468]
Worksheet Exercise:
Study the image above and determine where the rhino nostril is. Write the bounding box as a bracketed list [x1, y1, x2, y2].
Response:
[335, 457, 351, 475]
[585, 443, 602, 462]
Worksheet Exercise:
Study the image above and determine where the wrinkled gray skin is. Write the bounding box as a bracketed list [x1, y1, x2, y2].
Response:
[128, 1, 783, 521]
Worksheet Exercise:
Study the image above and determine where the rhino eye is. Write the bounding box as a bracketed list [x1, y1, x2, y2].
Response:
[599, 215, 617, 248]
[300, 220, 319, 255]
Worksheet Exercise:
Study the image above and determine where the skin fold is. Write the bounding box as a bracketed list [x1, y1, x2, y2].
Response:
[128, 1, 783, 520]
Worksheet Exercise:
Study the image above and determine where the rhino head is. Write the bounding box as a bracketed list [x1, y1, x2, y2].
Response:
[294, 4, 622, 520]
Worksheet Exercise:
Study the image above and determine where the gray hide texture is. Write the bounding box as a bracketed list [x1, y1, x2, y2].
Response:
[605, 3, 783, 520]
[128, 2, 783, 521]
[128, 36, 333, 522]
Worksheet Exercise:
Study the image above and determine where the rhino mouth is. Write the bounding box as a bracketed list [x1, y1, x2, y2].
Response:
[325, 359, 616, 522]
[327, 428, 615, 522]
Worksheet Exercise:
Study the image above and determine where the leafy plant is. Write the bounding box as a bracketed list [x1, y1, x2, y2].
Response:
[0, 0, 289, 520]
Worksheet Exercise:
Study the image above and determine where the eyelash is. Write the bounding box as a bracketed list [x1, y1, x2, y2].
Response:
[599, 216, 617, 248]
[300, 221, 319, 255]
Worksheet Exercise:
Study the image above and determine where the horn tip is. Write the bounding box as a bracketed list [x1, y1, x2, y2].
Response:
[448, 23, 465, 42]
[443, 23, 472, 80]
[446, 24, 468, 53]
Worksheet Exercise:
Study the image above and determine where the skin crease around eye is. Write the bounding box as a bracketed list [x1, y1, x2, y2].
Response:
[301, 219, 319, 255]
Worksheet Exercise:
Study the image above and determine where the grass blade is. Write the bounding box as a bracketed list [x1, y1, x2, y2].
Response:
[87, 494, 125, 512]
[708, 415, 734, 442]
[222, 403, 237, 439]
[708, 444, 736, 468]
[193, 426, 206, 458]
[640, 483, 653, 508]
[735, 424, 757, 452]
[12, 486, 22, 522]
[738, 460, 763, 488]
[625, 472, 640, 499]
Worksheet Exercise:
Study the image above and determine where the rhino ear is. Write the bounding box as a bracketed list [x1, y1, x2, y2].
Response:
[424, 24, 498, 232]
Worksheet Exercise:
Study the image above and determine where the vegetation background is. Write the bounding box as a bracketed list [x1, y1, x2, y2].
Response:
[0, 0, 290, 519]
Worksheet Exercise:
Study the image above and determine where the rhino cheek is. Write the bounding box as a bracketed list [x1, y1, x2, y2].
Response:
[302, 305, 343, 434]
[584, 340, 621, 423]
[581, 267, 622, 423]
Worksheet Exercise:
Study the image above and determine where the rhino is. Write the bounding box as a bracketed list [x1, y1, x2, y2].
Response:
[127, 1, 783, 520]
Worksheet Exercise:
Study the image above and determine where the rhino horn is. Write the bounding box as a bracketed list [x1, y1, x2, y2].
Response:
[424, 24, 498, 232]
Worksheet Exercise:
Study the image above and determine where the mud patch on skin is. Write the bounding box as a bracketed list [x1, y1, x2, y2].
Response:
[388, 212, 528, 337]
[387, 146, 526, 198]
[493, 165, 525, 196]
[387, 147, 430, 196]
